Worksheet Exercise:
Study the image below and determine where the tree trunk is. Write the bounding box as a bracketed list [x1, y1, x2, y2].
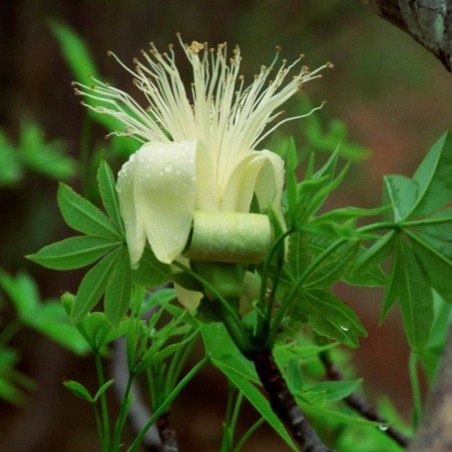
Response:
[408, 325, 452, 451]
[358, 0, 452, 71]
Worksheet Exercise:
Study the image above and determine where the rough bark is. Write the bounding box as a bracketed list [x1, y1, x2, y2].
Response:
[156, 413, 179, 452]
[358, 0, 452, 71]
[247, 349, 331, 452]
[408, 325, 452, 452]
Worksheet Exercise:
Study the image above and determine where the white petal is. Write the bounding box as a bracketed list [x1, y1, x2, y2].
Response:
[221, 150, 285, 218]
[127, 141, 197, 264]
[221, 153, 263, 212]
[195, 141, 218, 211]
[254, 150, 285, 217]
[117, 155, 147, 265]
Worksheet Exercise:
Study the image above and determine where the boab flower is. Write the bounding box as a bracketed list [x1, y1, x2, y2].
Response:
[74, 35, 329, 265]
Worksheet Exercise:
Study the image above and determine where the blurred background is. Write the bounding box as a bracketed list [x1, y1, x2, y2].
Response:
[0, 0, 451, 451]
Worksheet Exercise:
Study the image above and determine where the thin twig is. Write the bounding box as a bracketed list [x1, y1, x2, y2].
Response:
[319, 351, 410, 448]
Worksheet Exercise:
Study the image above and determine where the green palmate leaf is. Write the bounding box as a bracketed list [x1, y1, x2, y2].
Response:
[97, 160, 124, 234]
[287, 231, 310, 281]
[345, 233, 394, 288]
[27, 235, 120, 270]
[18, 122, 76, 180]
[382, 174, 418, 222]
[0, 271, 89, 354]
[410, 131, 452, 217]
[384, 237, 434, 350]
[314, 206, 387, 224]
[305, 379, 362, 402]
[299, 400, 381, 428]
[50, 21, 137, 156]
[62, 293, 128, 349]
[290, 150, 340, 225]
[305, 241, 361, 289]
[23, 302, 90, 355]
[286, 359, 304, 393]
[58, 183, 120, 239]
[212, 357, 297, 451]
[0, 270, 40, 313]
[413, 208, 452, 241]
[104, 246, 132, 326]
[131, 246, 172, 288]
[50, 21, 99, 84]
[299, 97, 371, 161]
[71, 247, 122, 323]
[292, 177, 329, 224]
[380, 236, 404, 322]
[301, 290, 367, 348]
[408, 230, 452, 305]
[353, 232, 395, 276]
[294, 164, 351, 228]
[399, 243, 435, 350]
[201, 322, 239, 358]
[298, 221, 358, 239]
[0, 131, 22, 185]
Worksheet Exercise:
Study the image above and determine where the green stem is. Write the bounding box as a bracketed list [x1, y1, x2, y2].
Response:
[221, 383, 237, 452]
[94, 351, 111, 451]
[255, 229, 293, 340]
[409, 351, 422, 428]
[112, 371, 135, 450]
[229, 390, 244, 443]
[93, 403, 105, 451]
[167, 336, 198, 392]
[233, 417, 265, 452]
[128, 356, 210, 452]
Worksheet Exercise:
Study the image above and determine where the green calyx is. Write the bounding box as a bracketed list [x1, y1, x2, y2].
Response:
[193, 261, 246, 301]
[185, 211, 272, 263]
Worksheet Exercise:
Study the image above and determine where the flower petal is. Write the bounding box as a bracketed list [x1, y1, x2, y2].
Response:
[195, 141, 218, 211]
[221, 150, 285, 218]
[254, 150, 285, 217]
[117, 158, 147, 265]
[120, 141, 198, 264]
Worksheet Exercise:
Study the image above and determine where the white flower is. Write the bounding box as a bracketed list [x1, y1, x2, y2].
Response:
[73, 35, 329, 265]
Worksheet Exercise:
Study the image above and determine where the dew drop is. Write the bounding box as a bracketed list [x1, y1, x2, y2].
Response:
[340, 325, 350, 332]
[378, 425, 389, 431]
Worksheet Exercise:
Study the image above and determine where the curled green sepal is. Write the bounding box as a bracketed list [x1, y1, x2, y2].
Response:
[185, 211, 272, 263]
